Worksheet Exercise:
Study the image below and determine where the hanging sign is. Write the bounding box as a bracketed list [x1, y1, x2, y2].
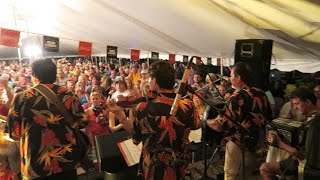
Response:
[78, 41, 92, 56]
[0, 28, 20, 48]
[169, 54, 175, 64]
[131, 49, 140, 61]
[151, 52, 159, 60]
[183, 55, 188, 64]
[107, 45, 118, 58]
[217, 57, 221, 66]
[207, 57, 212, 65]
[43, 36, 59, 52]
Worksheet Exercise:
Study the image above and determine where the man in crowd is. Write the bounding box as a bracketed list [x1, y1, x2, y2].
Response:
[85, 74, 107, 97]
[260, 87, 320, 179]
[55, 68, 68, 87]
[207, 62, 272, 180]
[110, 60, 200, 179]
[13, 75, 27, 94]
[7, 58, 88, 179]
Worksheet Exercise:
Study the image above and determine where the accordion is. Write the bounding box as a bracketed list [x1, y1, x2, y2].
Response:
[268, 118, 304, 147]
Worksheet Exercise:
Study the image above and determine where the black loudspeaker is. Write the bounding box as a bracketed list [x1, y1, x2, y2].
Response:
[95, 131, 138, 177]
[235, 39, 273, 91]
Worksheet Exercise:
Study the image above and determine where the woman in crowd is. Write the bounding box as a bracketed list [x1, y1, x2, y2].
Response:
[100, 76, 113, 96]
[75, 81, 89, 105]
[0, 74, 13, 116]
[124, 77, 139, 97]
[85, 92, 110, 147]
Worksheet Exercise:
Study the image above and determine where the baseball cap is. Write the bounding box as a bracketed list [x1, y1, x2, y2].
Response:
[114, 76, 124, 83]
[0, 74, 9, 81]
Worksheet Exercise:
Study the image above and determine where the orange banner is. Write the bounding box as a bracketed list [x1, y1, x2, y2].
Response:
[131, 49, 140, 61]
[169, 54, 175, 64]
[78, 41, 92, 56]
[0, 28, 20, 48]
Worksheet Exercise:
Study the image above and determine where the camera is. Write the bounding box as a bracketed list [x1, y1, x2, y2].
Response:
[93, 103, 107, 124]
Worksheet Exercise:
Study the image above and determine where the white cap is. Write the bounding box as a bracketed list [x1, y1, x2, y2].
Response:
[0, 74, 9, 80]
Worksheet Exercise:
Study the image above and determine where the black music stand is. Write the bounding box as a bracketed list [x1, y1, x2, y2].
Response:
[95, 131, 138, 180]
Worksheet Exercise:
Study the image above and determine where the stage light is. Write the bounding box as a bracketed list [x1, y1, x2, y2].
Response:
[25, 45, 41, 57]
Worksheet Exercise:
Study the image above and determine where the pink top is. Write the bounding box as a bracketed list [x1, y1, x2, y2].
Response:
[0, 105, 8, 117]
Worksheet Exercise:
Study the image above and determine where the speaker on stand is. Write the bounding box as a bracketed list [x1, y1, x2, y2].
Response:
[234, 39, 273, 91]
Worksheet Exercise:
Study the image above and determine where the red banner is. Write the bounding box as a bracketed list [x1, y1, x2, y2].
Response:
[169, 54, 175, 64]
[131, 49, 140, 61]
[217, 57, 221, 66]
[0, 28, 20, 48]
[78, 41, 92, 56]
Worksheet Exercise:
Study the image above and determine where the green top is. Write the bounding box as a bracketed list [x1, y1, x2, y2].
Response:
[305, 113, 320, 169]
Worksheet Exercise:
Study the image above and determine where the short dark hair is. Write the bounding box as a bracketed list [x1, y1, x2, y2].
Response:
[92, 74, 101, 82]
[232, 62, 252, 85]
[148, 60, 175, 90]
[290, 87, 317, 105]
[31, 58, 57, 84]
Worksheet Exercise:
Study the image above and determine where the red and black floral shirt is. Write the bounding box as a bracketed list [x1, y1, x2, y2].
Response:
[132, 92, 200, 180]
[215, 85, 272, 151]
[7, 84, 87, 179]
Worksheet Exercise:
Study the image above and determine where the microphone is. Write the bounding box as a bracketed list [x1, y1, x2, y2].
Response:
[170, 57, 194, 116]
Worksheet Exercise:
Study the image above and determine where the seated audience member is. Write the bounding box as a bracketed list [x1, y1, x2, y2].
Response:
[140, 69, 148, 82]
[124, 77, 139, 97]
[85, 92, 110, 147]
[75, 82, 89, 105]
[0, 74, 13, 116]
[134, 79, 142, 95]
[55, 68, 68, 87]
[100, 76, 113, 96]
[86, 75, 107, 97]
[260, 87, 320, 179]
[13, 75, 27, 94]
[82, 85, 106, 110]
[128, 64, 140, 85]
[108, 76, 134, 133]
[66, 80, 75, 92]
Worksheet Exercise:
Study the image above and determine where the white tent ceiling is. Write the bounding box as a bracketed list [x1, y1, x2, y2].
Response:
[0, 0, 319, 72]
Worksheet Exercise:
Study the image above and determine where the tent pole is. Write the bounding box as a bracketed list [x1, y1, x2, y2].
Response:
[220, 57, 223, 76]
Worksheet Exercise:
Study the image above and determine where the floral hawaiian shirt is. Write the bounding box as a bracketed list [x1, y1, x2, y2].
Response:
[7, 84, 87, 179]
[132, 92, 200, 180]
[215, 85, 272, 151]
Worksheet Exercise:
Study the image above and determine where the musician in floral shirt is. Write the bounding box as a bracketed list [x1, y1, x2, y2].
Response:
[207, 62, 272, 180]
[7, 59, 88, 179]
[111, 60, 200, 180]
